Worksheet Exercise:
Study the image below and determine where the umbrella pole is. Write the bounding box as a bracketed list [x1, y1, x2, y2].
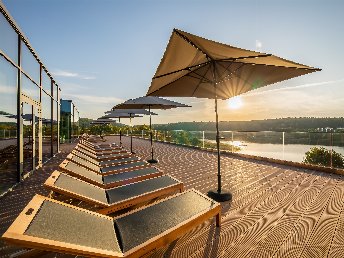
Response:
[148, 105, 158, 163]
[119, 117, 122, 146]
[207, 62, 232, 202]
[214, 95, 221, 193]
[130, 113, 134, 153]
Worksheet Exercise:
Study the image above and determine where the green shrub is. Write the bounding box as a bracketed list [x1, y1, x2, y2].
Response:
[303, 147, 344, 168]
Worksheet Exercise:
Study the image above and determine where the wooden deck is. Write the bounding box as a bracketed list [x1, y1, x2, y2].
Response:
[1, 136, 343, 258]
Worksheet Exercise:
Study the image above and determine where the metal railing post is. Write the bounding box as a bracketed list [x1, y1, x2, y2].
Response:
[282, 131, 285, 160]
[231, 131, 234, 152]
[330, 132, 333, 168]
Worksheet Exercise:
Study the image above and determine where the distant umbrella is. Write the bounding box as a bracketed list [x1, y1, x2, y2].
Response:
[91, 117, 116, 125]
[147, 29, 321, 202]
[113, 96, 190, 163]
[102, 112, 143, 146]
[106, 108, 157, 153]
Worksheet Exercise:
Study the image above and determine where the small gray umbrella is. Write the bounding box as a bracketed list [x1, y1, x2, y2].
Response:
[113, 96, 190, 163]
[103, 112, 143, 146]
[106, 108, 157, 153]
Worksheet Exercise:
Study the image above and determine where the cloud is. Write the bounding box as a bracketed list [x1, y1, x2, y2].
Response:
[0, 85, 16, 94]
[52, 69, 96, 80]
[62, 93, 123, 105]
[82, 76, 96, 80]
[255, 40, 262, 51]
[59, 82, 87, 91]
[52, 70, 78, 77]
[245, 78, 344, 96]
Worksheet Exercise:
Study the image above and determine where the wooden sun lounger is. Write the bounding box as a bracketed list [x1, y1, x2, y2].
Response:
[2, 190, 220, 257]
[78, 141, 123, 152]
[82, 135, 106, 142]
[59, 160, 163, 189]
[77, 143, 127, 155]
[74, 146, 131, 161]
[69, 151, 140, 168]
[44, 171, 184, 214]
[66, 154, 151, 175]
[79, 140, 120, 151]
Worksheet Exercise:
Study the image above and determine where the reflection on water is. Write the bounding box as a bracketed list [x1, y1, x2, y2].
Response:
[222, 140, 344, 163]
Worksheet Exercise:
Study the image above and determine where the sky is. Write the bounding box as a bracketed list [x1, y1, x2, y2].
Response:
[2, 0, 344, 125]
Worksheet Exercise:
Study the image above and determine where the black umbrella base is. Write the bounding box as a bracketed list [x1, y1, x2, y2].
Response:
[131, 151, 136, 154]
[147, 159, 158, 164]
[207, 190, 232, 202]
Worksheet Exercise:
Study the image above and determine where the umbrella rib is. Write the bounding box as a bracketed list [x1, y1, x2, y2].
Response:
[216, 54, 272, 62]
[148, 62, 214, 96]
[174, 29, 212, 60]
[187, 73, 212, 84]
[188, 68, 213, 84]
[216, 62, 246, 85]
[153, 60, 211, 79]
[220, 59, 321, 71]
[191, 65, 212, 96]
[216, 61, 262, 95]
[214, 61, 235, 83]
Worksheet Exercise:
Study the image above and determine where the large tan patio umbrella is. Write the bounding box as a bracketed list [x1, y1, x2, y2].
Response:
[114, 96, 190, 163]
[146, 29, 321, 202]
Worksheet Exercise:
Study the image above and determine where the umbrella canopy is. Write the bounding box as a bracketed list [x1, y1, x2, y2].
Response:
[102, 113, 143, 119]
[113, 96, 190, 110]
[105, 109, 156, 116]
[147, 29, 320, 99]
[113, 96, 190, 163]
[91, 117, 116, 125]
[146, 29, 321, 201]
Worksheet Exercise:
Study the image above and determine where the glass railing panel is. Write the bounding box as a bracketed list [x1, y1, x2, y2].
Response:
[52, 100, 58, 153]
[0, 13, 18, 64]
[42, 70, 51, 96]
[21, 42, 40, 84]
[298, 132, 344, 169]
[230, 131, 284, 159]
[332, 133, 344, 169]
[42, 92, 52, 160]
[0, 56, 18, 195]
[21, 74, 40, 101]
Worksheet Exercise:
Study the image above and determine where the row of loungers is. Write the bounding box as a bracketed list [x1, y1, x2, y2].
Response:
[2, 136, 221, 257]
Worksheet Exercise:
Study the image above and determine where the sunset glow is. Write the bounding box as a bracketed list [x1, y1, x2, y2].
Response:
[227, 96, 243, 110]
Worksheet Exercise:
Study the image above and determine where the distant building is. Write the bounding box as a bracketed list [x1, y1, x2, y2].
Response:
[60, 100, 80, 143]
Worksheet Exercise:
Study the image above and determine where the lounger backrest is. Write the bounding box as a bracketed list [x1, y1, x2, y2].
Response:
[67, 154, 100, 172]
[60, 160, 103, 184]
[77, 144, 97, 154]
[74, 145, 97, 158]
[72, 150, 100, 166]
[100, 157, 141, 168]
[106, 175, 182, 204]
[46, 171, 108, 205]
[100, 161, 149, 174]
[74, 146, 98, 159]
[115, 190, 219, 253]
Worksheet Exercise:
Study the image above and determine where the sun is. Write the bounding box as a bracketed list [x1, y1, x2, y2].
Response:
[227, 96, 243, 109]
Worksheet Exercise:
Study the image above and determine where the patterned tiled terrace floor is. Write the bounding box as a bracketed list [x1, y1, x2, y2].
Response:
[1, 136, 344, 258]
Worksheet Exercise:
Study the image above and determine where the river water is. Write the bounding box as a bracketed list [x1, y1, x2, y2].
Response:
[214, 140, 344, 163]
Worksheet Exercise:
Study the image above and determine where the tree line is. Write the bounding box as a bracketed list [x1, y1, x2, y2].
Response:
[153, 117, 344, 132]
